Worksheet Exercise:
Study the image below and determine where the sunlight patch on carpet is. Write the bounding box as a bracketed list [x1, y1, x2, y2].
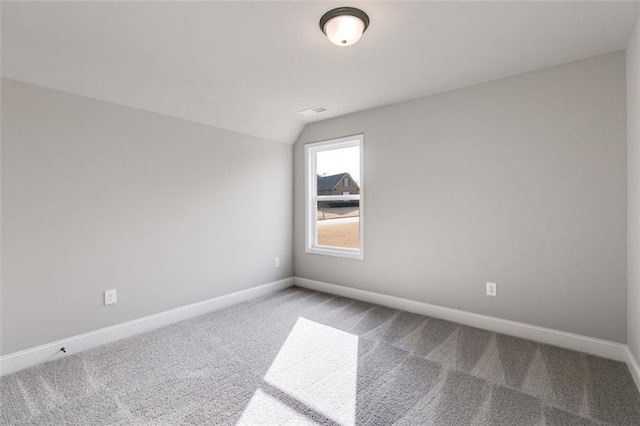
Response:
[237, 389, 318, 426]
[261, 317, 359, 426]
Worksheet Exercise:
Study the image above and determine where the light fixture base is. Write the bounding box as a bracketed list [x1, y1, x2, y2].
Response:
[319, 7, 370, 34]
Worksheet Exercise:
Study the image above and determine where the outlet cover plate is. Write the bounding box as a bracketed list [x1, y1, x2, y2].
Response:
[486, 282, 497, 297]
[104, 289, 117, 305]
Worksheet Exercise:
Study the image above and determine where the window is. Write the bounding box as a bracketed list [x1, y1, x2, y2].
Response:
[305, 134, 363, 259]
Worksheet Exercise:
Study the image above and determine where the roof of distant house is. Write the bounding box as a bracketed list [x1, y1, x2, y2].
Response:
[318, 173, 350, 192]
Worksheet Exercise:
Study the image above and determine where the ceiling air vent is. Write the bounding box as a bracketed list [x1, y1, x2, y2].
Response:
[299, 105, 329, 117]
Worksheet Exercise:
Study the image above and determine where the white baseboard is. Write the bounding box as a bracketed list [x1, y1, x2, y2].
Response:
[294, 277, 627, 362]
[626, 347, 640, 392]
[4, 275, 635, 389]
[0, 277, 294, 376]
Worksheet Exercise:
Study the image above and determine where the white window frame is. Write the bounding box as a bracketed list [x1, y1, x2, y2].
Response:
[305, 134, 364, 260]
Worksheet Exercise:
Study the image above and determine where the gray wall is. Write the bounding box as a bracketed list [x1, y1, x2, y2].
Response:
[294, 51, 627, 343]
[628, 15, 640, 362]
[1, 79, 293, 355]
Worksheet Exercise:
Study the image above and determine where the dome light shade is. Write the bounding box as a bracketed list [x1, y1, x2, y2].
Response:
[324, 15, 365, 47]
[320, 7, 370, 47]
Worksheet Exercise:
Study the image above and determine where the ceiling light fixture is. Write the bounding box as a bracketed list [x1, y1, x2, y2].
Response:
[319, 7, 370, 47]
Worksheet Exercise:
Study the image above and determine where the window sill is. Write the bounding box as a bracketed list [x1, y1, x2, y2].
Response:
[305, 246, 364, 260]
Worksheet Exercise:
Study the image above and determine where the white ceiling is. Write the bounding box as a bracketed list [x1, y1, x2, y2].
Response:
[2, 1, 639, 144]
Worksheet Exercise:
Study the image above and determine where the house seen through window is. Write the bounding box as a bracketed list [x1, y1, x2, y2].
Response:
[305, 135, 363, 259]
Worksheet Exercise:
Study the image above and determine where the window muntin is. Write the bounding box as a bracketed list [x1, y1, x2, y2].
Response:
[305, 135, 363, 259]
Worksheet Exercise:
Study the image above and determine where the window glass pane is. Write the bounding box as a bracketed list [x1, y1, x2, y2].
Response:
[316, 146, 360, 196]
[316, 200, 360, 249]
[315, 144, 360, 250]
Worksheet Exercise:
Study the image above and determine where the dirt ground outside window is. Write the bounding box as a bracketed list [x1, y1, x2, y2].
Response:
[317, 207, 360, 249]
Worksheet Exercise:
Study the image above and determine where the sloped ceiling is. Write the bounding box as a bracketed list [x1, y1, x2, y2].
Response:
[2, 1, 639, 144]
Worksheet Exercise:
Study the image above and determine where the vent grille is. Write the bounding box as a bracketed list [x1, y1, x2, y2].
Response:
[299, 105, 329, 117]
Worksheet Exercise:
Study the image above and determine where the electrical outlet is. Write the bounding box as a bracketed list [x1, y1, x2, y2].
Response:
[486, 282, 497, 297]
[104, 289, 117, 305]
[274, 257, 280, 268]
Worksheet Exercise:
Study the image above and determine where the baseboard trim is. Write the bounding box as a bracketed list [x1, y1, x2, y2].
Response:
[294, 277, 627, 362]
[626, 347, 640, 392]
[0, 277, 294, 376]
